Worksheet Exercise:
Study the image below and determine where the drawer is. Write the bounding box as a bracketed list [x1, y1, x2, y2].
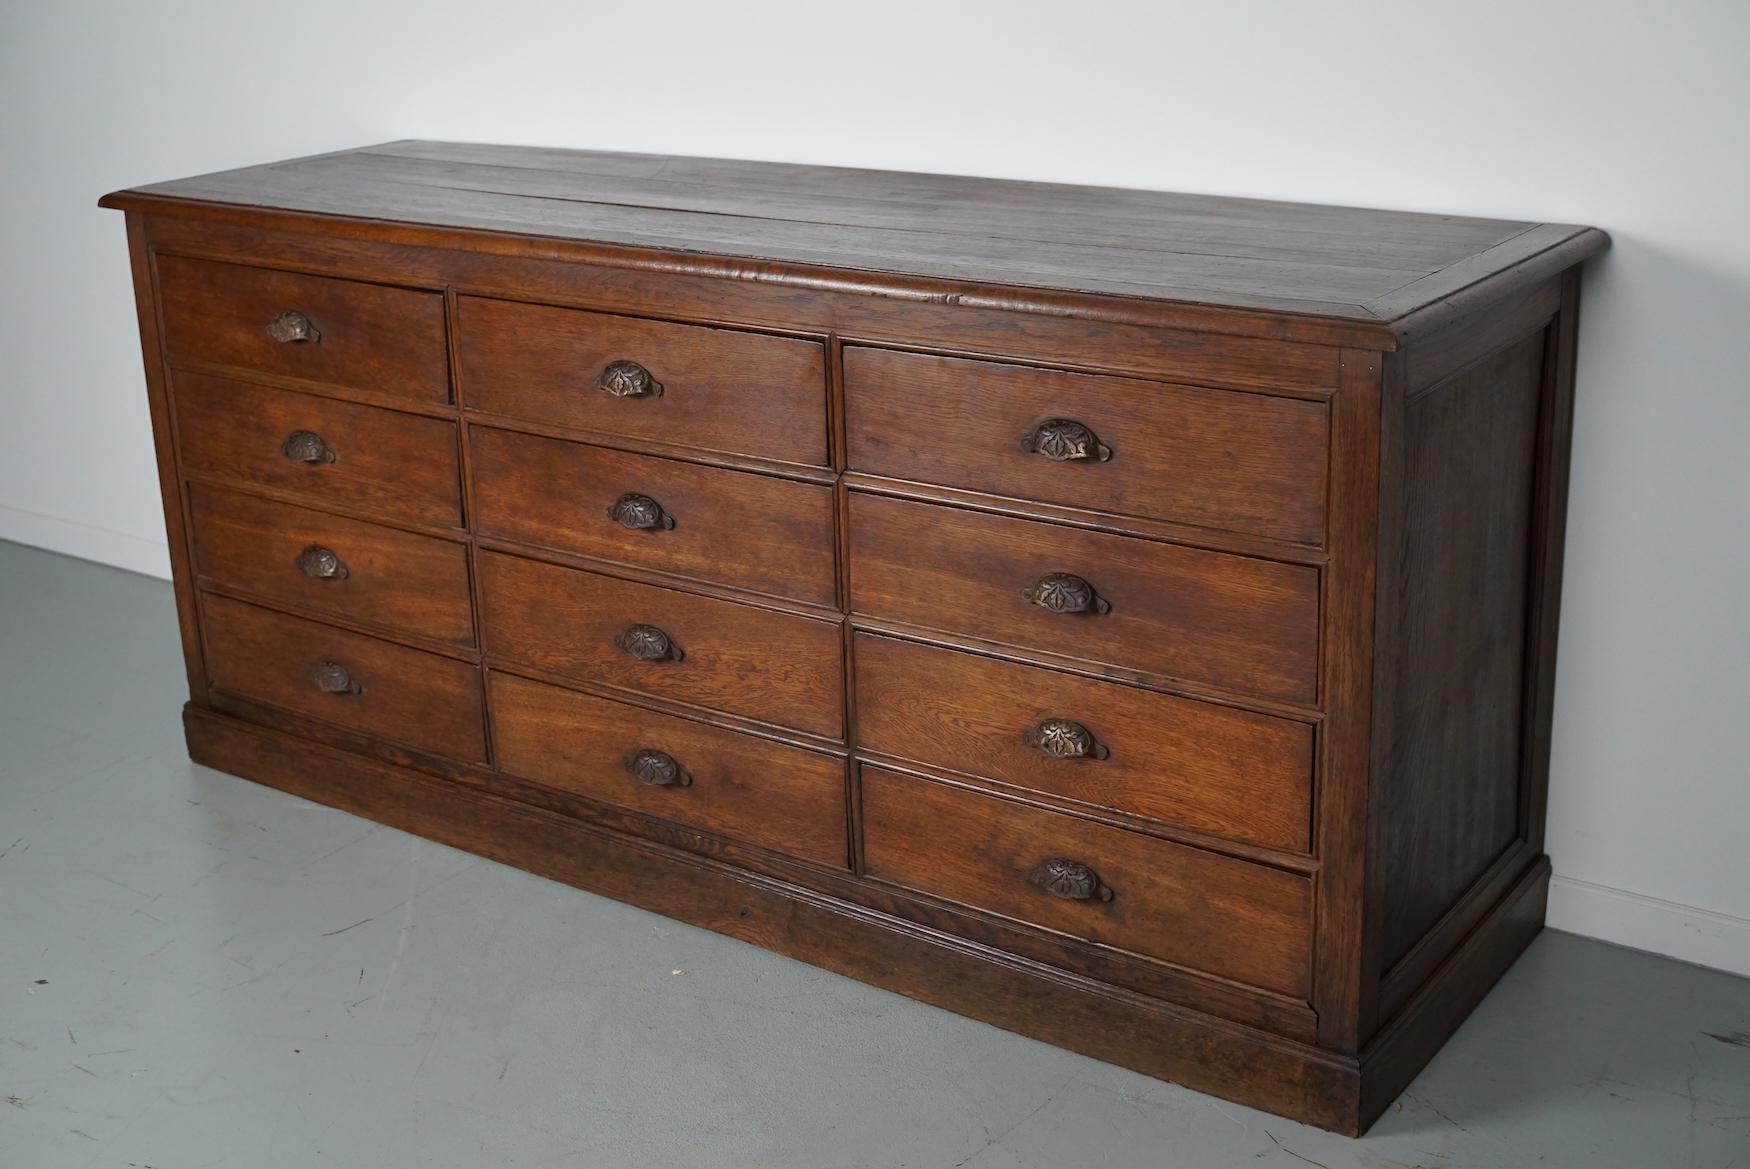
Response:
[156, 255, 448, 403]
[478, 551, 843, 738]
[201, 593, 487, 762]
[471, 427, 836, 606]
[845, 348, 1329, 544]
[860, 766, 1311, 997]
[174, 373, 462, 527]
[853, 634, 1312, 851]
[491, 673, 848, 869]
[457, 296, 827, 464]
[189, 484, 474, 646]
[848, 493, 1319, 704]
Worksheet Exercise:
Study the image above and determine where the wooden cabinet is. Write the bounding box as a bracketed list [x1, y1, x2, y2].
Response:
[103, 141, 1605, 1135]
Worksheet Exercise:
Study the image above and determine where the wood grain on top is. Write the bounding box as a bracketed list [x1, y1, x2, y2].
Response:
[104, 140, 1604, 325]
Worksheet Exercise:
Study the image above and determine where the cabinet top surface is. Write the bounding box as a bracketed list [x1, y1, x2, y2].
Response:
[104, 140, 1604, 330]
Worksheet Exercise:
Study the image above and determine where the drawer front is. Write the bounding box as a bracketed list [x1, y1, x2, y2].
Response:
[845, 348, 1329, 544]
[458, 296, 828, 464]
[848, 493, 1319, 704]
[860, 766, 1311, 997]
[853, 634, 1312, 851]
[471, 427, 836, 605]
[189, 484, 474, 646]
[175, 373, 463, 528]
[201, 593, 487, 762]
[491, 673, 848, 869]
[478, 552, 843, 739]
[157, 255, 448, 403]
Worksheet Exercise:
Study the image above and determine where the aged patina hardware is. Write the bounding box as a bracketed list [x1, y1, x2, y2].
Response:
[625, 748, 691, 787]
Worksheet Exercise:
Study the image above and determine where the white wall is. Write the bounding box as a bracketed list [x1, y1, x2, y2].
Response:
[4, 0, 1746, 975]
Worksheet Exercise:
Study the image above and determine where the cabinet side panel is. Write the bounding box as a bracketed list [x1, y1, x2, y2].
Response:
[1377, 329, 1547, 970]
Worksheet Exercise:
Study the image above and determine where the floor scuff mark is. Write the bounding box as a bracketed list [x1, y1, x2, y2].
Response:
[321, 917, 374, 938]
[1404, 1090, 1473, 1136]
[1264, 1128, 1333, 1169]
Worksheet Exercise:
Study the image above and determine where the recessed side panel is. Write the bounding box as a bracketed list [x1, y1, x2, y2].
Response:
[1377, 329, 1548, 973]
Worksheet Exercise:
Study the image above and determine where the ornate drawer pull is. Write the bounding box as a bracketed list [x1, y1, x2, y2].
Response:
[615, 623, 683, 662]
[595, 359, 663, 399]
[295, 544, 349, 581]
[608, 492, 675, 531]
[1021, 418, 1111, 462]
[1020, 572, 1109, 615]
[266, 309, 321, 344]
[625, 748, 691, 787]
[1021, 718, 1108, 760]
[1028, 857, 1114, 903]
[310, 659, 362, 696]
[281, 430, 336, 464]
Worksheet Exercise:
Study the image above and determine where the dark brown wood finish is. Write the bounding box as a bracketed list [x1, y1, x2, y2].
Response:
[174, 372, 463, 528]
[457, 295, 829, 464]
[1310, 348, 1385, 1054]
[1376, 333, 1544, 971]
[113, 142, 1599, 330]
[200, 593, 487, 763]
[477, 550, 844, 738]
[848, 492, 1321, 704]
[861, 766, 1312, 998]
[1357, 272, 1580, 1064]
[853, 632, 1313, 852]
[156, 253, 449, 403]
[844, 347, 1329, 544]
[470, 426, 836, 606]
[188, 483, 474, 646]
[491, 672, 848, 869]
[105, 144, 1605, 1135]
[128, 218, 209, 700]
[123, 210, 1352, 388]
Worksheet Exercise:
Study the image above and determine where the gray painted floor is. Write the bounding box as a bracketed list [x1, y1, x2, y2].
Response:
[1, 539, 1746, 1169]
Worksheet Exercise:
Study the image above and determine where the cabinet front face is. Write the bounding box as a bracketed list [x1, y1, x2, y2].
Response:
[152, 248, 1330, 1037]
[111, 143, 1594, 1134]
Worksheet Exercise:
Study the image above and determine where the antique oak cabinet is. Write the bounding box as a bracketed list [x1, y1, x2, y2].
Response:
[102, 143, 1605, 1134]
